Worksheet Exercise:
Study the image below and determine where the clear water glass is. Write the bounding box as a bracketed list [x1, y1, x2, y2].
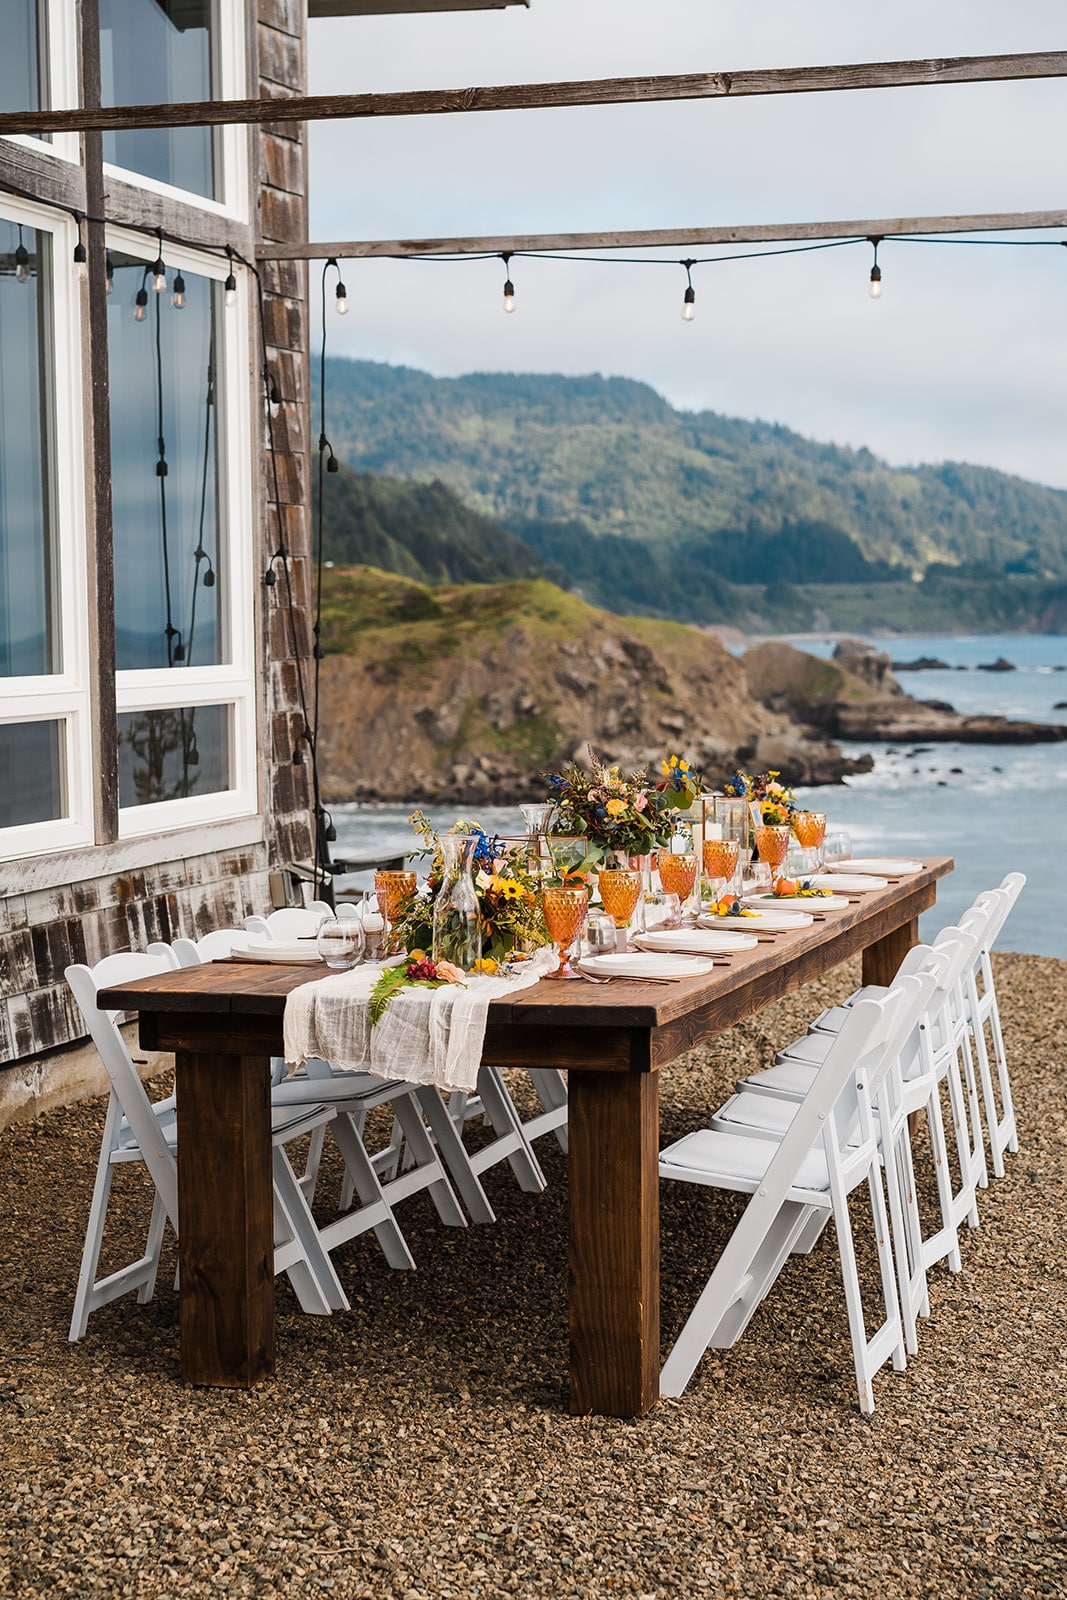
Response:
[822, 830, 853, 866]
[316, 916, 365, 969]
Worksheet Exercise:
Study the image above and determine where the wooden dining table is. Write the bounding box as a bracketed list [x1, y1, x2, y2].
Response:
[99, 857, 952, 1415]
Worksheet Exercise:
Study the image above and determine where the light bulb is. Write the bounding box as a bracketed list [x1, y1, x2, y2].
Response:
[133, 286, 148, 322]
[152, 257, 166, 293]
[170, 271, 186, 309]
[503, 279, 516, 314]
[15, 244, 30, 284]
[73, 241, 87, 281]
[224, 271, 237, 308]
[869, 265, 883, 300]
[335, 281, 349, 315]
[682, 285, 696, 321]
[105, 255, 114, 294]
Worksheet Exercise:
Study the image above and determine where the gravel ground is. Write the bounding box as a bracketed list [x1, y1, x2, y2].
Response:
[1, 952, 1064, 1599]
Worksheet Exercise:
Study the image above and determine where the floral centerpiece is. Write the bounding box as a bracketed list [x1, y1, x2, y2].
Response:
[543, 749, 701, 861]
[390, 811, 549, 966]
[723, 769, 797, 825]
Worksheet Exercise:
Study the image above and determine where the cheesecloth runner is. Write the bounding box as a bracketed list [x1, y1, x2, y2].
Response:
[282, 947, 559, 1094]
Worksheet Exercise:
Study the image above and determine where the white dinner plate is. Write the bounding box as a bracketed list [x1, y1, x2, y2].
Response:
[230, 940, 325, 965]
[700, 908, 813, 932]
[633, 928, 759, 954]
[822, 858, 923, 876]
[741, 892, 852, 911]
[810, 873, 888, 892]
[580, 952, 717, 979]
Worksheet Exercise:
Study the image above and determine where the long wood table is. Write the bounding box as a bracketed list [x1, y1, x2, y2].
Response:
[99, 858, 952, 1414]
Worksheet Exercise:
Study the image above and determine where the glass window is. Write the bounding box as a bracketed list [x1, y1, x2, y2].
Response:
[0, 719, 65, 827]
[0, 2, 44, 119]
[117, 703, 232, 807]
[108, 253, 225, 671]
[0, 221, 57, 678]
[99, 0, 215, 200]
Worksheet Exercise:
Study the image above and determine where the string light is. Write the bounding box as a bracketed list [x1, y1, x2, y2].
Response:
[681, 258, 696, 321]
[73, 212, 87, 281]
[105, 252, 114, 294]
[170, 270, 186, 310]
[868, 235, 883, 299]
[333, 258, 349, 318]
[15, 225, 30, 284]
[501, 251, 516, 313]
[151, 229, 166, 293]
[133, 267, 149, 322]
[224, 244, 237, 308]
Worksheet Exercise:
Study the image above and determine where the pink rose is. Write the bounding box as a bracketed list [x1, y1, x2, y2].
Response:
[634, 794, 648, 811]
[434, 960, 466, 984]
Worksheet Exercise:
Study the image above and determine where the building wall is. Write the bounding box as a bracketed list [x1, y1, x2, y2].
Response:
[0, 1, 314, 1096]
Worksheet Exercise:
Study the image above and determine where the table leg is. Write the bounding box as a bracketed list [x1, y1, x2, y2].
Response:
[568, 1068, 659, 1417]
[862, 915, 919, 988]
[174, 1049, 275, 1387]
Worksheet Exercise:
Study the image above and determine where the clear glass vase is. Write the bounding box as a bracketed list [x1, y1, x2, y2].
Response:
[431, 834, 483, 973]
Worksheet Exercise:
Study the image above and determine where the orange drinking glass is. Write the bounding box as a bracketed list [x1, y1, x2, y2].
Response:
[542, 885, 589, 979]
[754, 824, 791, 883]
[703, 836, 741, 900]
[375, 869, 417, 955]
[793, 810, 827, 868]
[597, 868, 643, 931]
[657, 850, 697, 903]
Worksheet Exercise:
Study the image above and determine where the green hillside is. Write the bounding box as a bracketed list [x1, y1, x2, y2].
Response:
[312, 461, 549, 586]
[313, 359, 1067, 630]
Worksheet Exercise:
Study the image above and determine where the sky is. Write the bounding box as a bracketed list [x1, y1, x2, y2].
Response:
[306, 1, 1067, 490]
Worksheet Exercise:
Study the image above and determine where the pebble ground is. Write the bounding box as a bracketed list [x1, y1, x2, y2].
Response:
[1, 953, 1063, 1599]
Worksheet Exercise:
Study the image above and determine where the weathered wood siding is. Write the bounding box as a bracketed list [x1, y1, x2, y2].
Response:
[0, 0, 314, 1071]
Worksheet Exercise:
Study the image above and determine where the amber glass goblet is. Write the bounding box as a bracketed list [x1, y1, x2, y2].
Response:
[702, 836, 741, 903]
[657, 850, 698, 904]
[375, 869, 417, 955]
[597, 869, 643, 935]
[754, 823, 791, 885]
[542, 885, 589, 979]
[792, 810, 827, 870]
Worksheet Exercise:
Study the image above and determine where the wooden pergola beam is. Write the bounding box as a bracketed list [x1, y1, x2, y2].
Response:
[256, 209, 1067, 260]
[0, 49, 1064, 138]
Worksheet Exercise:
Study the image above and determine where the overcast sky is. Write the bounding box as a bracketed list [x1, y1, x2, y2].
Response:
[306, 1, 1067, 489]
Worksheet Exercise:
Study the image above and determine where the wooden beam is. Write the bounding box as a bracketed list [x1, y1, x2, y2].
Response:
[0, 49, 1064, 137]
[256, 208, 1067, 260]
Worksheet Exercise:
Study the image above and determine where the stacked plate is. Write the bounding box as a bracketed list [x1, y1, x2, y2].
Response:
[580, 951, 717, 979]
[633, 927, 759, 955]
[741, 891, 852, 911]
[230, 939, 324, 965]
[822, 858, 923, 875]
[700, 908, 812, 932]
[809, 873, 888, 893]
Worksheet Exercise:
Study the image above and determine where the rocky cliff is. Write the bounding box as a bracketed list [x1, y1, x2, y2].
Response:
[315, 568, 867, 805]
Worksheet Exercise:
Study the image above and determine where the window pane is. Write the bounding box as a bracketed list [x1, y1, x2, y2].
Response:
[99, 0, 215, 199]
[0, 720, 65, 827]
[0, 2, 43, 119]
[0, 222, 57, 678]
[109, 256, 225, 671]
[118, 703, 232, 807]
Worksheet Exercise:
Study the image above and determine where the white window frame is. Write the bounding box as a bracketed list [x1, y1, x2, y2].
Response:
[109, 229, 257, 841]
[101, 1, 249, 223]
[0, 199, 93, 863]
[1, 1, 81, 166]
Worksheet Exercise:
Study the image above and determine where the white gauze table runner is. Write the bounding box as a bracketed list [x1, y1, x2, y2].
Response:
[283, 947, 558, 1094]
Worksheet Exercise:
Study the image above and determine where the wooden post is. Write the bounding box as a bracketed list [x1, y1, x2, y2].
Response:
[862, 917, 919, 987]
[568, 1067, 660, 1417]
[174, 1048, 276, 1388]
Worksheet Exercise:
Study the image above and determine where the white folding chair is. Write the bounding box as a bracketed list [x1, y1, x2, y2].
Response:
[710, 954, 944, 1357]
[958, 872, 1024, 1177]
[660, 978, 926, 1414]
[244, 906, 328, 941]
[66, 951, 366, 1336]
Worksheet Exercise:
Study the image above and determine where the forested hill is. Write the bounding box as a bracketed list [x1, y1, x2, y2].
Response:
[314, 359, 1067, 630]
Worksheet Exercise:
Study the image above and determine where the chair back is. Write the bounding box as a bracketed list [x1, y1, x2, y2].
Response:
[169, 927, 247, 966]
[244, 907, 328, 941]
[65, 951, 181, 1223]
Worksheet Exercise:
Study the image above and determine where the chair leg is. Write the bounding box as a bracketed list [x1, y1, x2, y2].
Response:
[917, 1084, 964, 1274]
[985, 997, 1019, 1154]
[134, 1190, 168, 1306]
[70, 1094, 122, 1341]
[478, 1066, 546, 1193]
[413, 1085, 497, 1223]
[299, 1125, 328, 1205]
[272, 1145, 348, 1313]
[525, 1067, 569, 1153]
[328, 1112, 417, 1270]
[390, 1093, 468, 1227]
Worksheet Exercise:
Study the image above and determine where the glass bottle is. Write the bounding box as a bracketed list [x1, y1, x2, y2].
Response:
[432, 834, 482, 972]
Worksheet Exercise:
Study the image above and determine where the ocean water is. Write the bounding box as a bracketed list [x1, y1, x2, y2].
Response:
[329, 634, 1067, 959]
